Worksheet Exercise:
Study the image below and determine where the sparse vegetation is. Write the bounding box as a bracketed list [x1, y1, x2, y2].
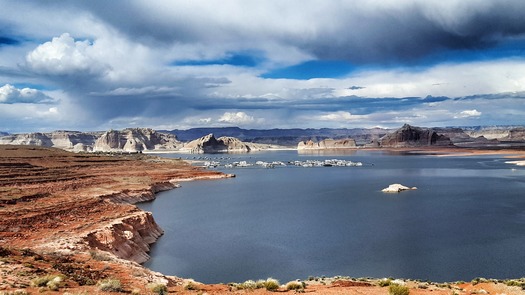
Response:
[89, 250, 112, 261]
[379, 278, 393, 287]
[263, 278, 280, 291]
[471, 277, 489, 286]
[148, 282, 168, 294]
[286, 280, 304, 291]
[184, 281, 199, 291]
[389, 284, 410, 295]
[97, 278, 123, 292]
[30, 274, 65, 291]
[505, 279, 525, 289]
[238, 279, 257, 290]
[229, 278, 281, 291]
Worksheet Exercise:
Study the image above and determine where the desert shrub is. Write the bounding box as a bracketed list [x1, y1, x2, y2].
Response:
[471, 277, 489, 285]
[238, 279, 257, 290]
[97, 278, 122, 292]
[89, 250, 112, 261]
[148, 283, 168, 295]
[184, 281, 199, 291]
[379, 279, 392, 287]
[286, 281, 304, 291]
[264, 278, 280, 291]
[505, 280, 525, 289]
[30, 274, 65, 290]
[389, 284, 410, 295]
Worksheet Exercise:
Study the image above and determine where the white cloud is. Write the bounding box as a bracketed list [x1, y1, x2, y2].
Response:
[455, 109, 482, 118]
[218, 112, 255, 124]
[315, 111, 369, 122]
[0, 84, 56, 104]
[199, 118, 212, 124]
[26, 33, 108, 76]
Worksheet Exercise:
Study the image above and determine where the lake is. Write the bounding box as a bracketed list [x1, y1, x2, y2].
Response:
[138, 150, 525, 283]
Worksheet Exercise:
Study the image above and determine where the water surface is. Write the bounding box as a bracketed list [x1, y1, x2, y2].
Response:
[138, 150, 525, 283]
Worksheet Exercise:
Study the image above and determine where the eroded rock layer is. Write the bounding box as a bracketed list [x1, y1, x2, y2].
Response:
[0, 145, 230, 290]
[380, 124, 453, 147]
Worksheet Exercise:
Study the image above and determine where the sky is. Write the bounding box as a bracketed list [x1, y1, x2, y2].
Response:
[0, 0, 525, 133]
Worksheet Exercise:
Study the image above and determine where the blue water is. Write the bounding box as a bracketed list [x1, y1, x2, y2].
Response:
[138, 150, 525, 283]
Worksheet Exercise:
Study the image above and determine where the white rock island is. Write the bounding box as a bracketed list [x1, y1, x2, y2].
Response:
[382, 184, 417, 193]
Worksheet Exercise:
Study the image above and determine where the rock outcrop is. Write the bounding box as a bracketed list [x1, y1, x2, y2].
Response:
[85, 211, 164, 264]
[180, 133, 252, 153]
[0, 132, 54, 147]
[50, 131, 100, 151]
[297, 138, 357, 150]
[382, 184, 417, 193]
[504, 127, 525, 141]
[380, 124, 453, 147]
[0, 131, 102, 151]
[93, 128, 182, 152]
[217, 136, 251, 152]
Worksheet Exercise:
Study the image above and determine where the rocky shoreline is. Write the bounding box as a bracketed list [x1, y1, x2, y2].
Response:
[1, 145, 525, 294]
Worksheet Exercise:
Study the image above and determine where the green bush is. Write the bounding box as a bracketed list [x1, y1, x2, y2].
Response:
[89, 250, 112, 261]
[238, 279, 257, 290]
[184, 281, 199, 291]
[286, 281, 304, 291]
[389, 284, 410, 295]
[30, 274, 65, 290]
[97, 278, 123, 292]
[148, 283, 168, 295]
[379, 279, 392, 287]
[264, 278, 280, 291]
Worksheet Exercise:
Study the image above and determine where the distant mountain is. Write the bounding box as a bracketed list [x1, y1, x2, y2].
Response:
[3, 125, 524, 153]
[0, 132, 9, 136]
[166, 127, 391, 146]
[298, 138, 357, 150]
[380, 124, 453, 147]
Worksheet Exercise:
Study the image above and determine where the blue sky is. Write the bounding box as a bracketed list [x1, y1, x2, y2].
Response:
[0, 0, 525, 132]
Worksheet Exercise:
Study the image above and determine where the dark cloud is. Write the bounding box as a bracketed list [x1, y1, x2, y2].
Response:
[63, 1, 525, 65]
[0, 36, 19, 46]
[298, 2, 525, 64]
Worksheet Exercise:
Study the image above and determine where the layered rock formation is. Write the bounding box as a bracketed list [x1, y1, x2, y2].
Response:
[0, 128, 182, 152]
[0, 132, 54, 147]
[505, 127, 525, 141]
[93, 128, 182, 152]
[297, 138, 357, 150]
[380, 124, 453, 147]
[0, 145, 230, 289]
[50, 131, 100, 151]
[0, 130, 101, 151]
[180, 133, 252, 153]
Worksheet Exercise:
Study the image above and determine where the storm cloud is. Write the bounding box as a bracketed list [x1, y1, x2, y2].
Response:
[0, 0, 524, 132]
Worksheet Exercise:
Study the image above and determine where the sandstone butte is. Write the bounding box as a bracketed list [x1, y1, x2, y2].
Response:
[1, 146, 525, 294]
